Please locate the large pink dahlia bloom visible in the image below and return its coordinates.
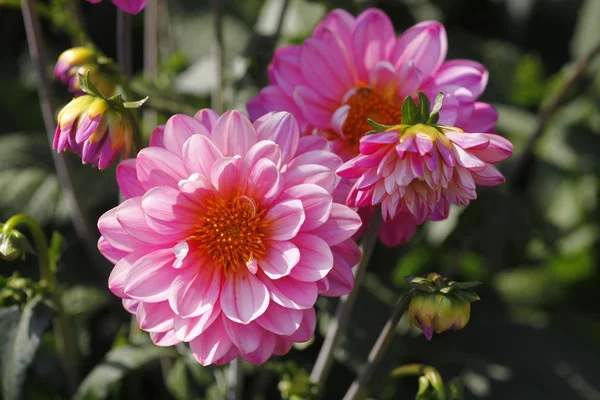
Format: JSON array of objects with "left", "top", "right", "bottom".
[
  {"left": 98, "top": 110, "right": 362, "bottom": 365},
  {"left": 337, "top": 122, "right": 513, "bottom": 224},
  {"left": 247, "top": 8, "right": 498, "bottom": 246}
]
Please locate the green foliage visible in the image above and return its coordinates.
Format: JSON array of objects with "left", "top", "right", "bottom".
[{"left": 0, "top": 297, "right": 54, "bottom": 400}]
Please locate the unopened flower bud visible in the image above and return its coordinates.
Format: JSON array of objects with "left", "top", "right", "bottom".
[
  {"left": 53, "top": 95, "right": 134, "bottom": 169},
  {"left": 405, "top": 273, "right": 479, "bottom": 340},
  {"left": 0, "top": 223, "right": 33, "bottom": 261},
  {"left": 54, "top": 47, "right": 117, "bottom": 97}
]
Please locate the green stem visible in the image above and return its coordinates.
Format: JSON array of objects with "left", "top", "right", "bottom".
[
  {"left": 2, "top": 214, "right": 80, "bottom": 393},
  {"left": 342, "top": 291, "right": 413, "bottom": 400}
]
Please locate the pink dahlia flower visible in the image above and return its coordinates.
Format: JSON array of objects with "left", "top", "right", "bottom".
[
  {"left": 247, "top": 8, "right": 498, "bottom": 246},
  {"left": 86, "top": 0, "right": 148, "bottom": 14},
  {"left": 98, "top": 110, "right": 362, "bottom": 365},
  {"left": 337, "top": 122, "right": 513, "bottom": 225}
]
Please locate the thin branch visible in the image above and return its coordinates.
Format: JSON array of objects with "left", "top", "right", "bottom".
[
  {"left": 228, "top": 358, "right": 243, "bottom": 400},
  {"left": 211, "top": 0, "right": 224, "bottom": 113},
  {"left": 117, "top": 10, "right": 133, "bottom": 78},
  {"left": 310, "top": 210, "right": 383, "bottom": 389},
  {"left": 274, "top": 0, "right": 291, "bottom": 39},
  {"left": 510, "top": 42, "right": 600, "bottom": 190},
  {"left": 342, "top": 292, "right": 413, "bottom": 400},
  {"left": 20, "top": 0, "right": 110, "bottom": 280},
  {"left": 143, "top": 0, "right": 159, "bottom": 130}
]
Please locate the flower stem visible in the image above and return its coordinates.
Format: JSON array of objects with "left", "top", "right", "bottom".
[
  {"left": 310, "top": 209, "right": 383, "bottom": 389},
  {"left": 211, "top": 0, "right": 225, "bottom": 113},
  {"left": 20, "top": 0, "right": 110, "bottom": 280},
  {"left": 2, "top": 214, "right": 80, "bottom": 393},
  {"left": 143, "top": 0, "right": 159, "bottom": 131},
  {"left": 117, "top": 10, "right": 133, "bottom": 78},
  {"left": 228, "top": 358, "right": 243, "bottom": 400},
  {"left": 342, "top": 291, "right": 413, "bottom": 400},
  {"left": 510, "top": 41, "right": 600, "bottom": 190}
]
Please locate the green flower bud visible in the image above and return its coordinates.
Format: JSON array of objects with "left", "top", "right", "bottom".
[
  {"left": 0, "top": 223, "right": 34, "bottom": 261},
  {"left": 405, "top": 273, "right": 479, "bottom": 340}
]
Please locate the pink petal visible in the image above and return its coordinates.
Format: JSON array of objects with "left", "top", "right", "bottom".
[
  {"left": 294, "top": 86, "right": 337, "bottom": 129},
  {"left": 169, "top": 263, "right": 222, "bottom": 318},
  {"left": 452, "top": 145, "right": 487, "bottom": 171},
  {"left": 472, "top": 164, "right": 506, "bottom": 186},
  {"left": 172, "top": 303, "right": 221, "bottom": 341},
  {"left": 150, "top": 330, "right": 182, "bottom": 347},
  {"left": 263, "top": 199, "right": 305, "bottom": 241},
  {"left": 286, "top": 164, "right": 338, "bottom": 193},
  {"left": 108, "top": 250, "right": 146, "bottom": 298},
  {"left": 136, "top": 147, "right": 188, "bottom": 191},
  {"left": 250, "top": 86, "right": 307, "bottom": 127},
  {"left": 287, "top": 308, "right": 316, "bottom": 342},
  {"left": 258, "top": 272, "right": 318, "bottom": 310},
  {"left": 189, "top": 318, "right": 233, "bottom": 366},
  {"left": 470, "top": 133, "right": 513, "bottom": 163},
  {"left": 141, "top": 186, "right": 198, "bottom": 235},
  {"left": 122, "top": 299, "right": 139, "bottom": 314},
  {"left": 98, "top": 208, "right": 146, "bottom": 253},
  {"left": 162, "top": 114, "right": 209, "bottom": 157},
  {"left": 111, "top": 0, "right": 148, "bottom": 14},
  {"left": 116, "top": 159, "right": 144, "bottom": 199},
  {"left": 313, "top": 9, "right": 355, "bottom": 49},
  {"left": 98, "top": 237, "right": 127, "bottom": 264},
  {"left": 240, "top": 331, "right": 276, "bottom": 364},
  {"left": 359, "top": 131, "right": 400, "bottom": 155},
  {"left": 283, "top": 184, "right": 332, "bottom": 231},
  {"left": 193, "top": 108, "right": 220, "bottom": 132},
  {"left": 331, "top": 105, "right": 350, "bottom": 135},
  {"left": 116, "top": 198, "right": 177, "bottom": 245},
  {"left": 148, "top": 125, "right": 165, "bottom": 148},
  {"left": 459, "top": 102, "right": 498, "bottom": 133},
  {"left": 268, "top": 46, "right": 305, "bottom": 96},
  {"left": 369, "top": 61, "right": 398, "bottom": 94},
  {"left": 246, "top": 159, "right": 284, "bottom": 208},
  {"left": 136, "top": 301, "right": 174, "bottom": 332},
  {"left": 212, "top": 110, "right": 257, "bottom": 157},
  {"left": 429, "top": 60, "right": 488, "bottom": 99},
  {"left": 260, "top": 240, "right": 300, "bottom": 279},
  {"left": 378, "top": 212, "right": 418, "bottom": 247},
  {"left": 124, "top": 248, "right": 178, "bottom": 302},
  {"left": 301, "top": 35, "right": 355, "bottom": 102},
  {"left": 210, "top": 156, "right": 246, "bottom": 200},
  {"left": 396, "top": 60, "right": 422, "bottom": 98},
  {"left": 310, "top": 203, "right": 362, "bottom": 246},
  {"left": 220, "top": 267, "right": 269, "bottom": 324},
  {"left": 182, "top": 134, "right": 223, "bottom": 178},
  {"left": 253, "top": 111, "right": 300, "bottom": 164},
  {"left": 222, "top": 319, "right": 263, "bottom": 354},
  {"left": 352, "top": 8, "right": 395, "bottom": 82},
  {"left": 244, "top": 140, "right": 282, "bottom": 170},
  {"left": 256, "top": 302, "right": 303, "bottom": 336},
  {"left": 321, "top": 239, "right": 360, "bottom": 296},
  {"left": 273, "top": 338, "right": 294, "bottom": 356},
  {"left": 444, "top": 130, "right": 490, "bottom": 150},
  {"left": 289, "top": 233, "right": 333, "bottom": 282},
  {"left": 390, "top": 20, "right": 447, "bottom": 78},
  {"left": 297, "top": 136, "right": 328, "bottom": 154}
]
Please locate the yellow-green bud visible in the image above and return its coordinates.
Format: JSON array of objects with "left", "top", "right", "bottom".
[{"left": 0, "top": 223, "right": 33, "bottom": 261}]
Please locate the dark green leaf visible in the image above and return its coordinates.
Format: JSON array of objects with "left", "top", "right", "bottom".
[
  {"left": 367, "top": 118, "right": 392, "bottom": 132},
  {"left": 74, "top": 341, "right": 177, "bottom": 400},
  {"left": 453, "top": 290, "right": 481, "bottom": 303},
  {"left": 1, "top": 297, "right": 54, "bottom": 400},
  {"left": 447, "top": 281, "right": 482, "bottom": 290},
  {"left": 417, "top": 92, "right": 432, "bottom": 123},
  {"left": 401, "top": 96, "right": 418, "bottom": 125}
]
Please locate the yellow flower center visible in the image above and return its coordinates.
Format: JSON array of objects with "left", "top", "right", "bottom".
[
  {"left": 342, "top": 86, "right": 401, "bottom": 151},
  {"left": 190, "top": 195, "right": 266, "bottom": 272}
]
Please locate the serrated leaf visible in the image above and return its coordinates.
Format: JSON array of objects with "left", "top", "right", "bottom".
[
  {"left": 1, "top": 297, "right": 54, "bottom": 400},
  {"left": 74, "top": 341, "right": 177, "bottom": 400},
  {"left": 401, "top": 95, "right": 419, "bottom": 125},
  {"left": 417, "top": 92, "right": 432, "bottom": 123}
]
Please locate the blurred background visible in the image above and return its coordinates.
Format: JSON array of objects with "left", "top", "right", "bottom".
[{"left": 1, "top": 0, "right": 600, "bottom": 399}]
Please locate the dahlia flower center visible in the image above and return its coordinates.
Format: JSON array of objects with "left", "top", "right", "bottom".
[
  {"left": 342, "top": 87, "right": 401, "bottom": 147},
  {"left": 192, "top": 195, "right": 266, "bottom": 272}
]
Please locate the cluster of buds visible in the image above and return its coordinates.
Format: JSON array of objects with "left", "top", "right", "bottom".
[
  {"left": 0, "top": 223, "right": 33, "bottom": 261},
  {"left": 53, "top": 72, "right": 146, "bottom": 169},
  {"left": 0, "top": 273, "right": 47, "bottom": 308},
  {"left": 406, "top": 273, "right": 480, "bottom": 340},
  {"left": 54, "top": 46, "right": 118, "bottom": 97}
]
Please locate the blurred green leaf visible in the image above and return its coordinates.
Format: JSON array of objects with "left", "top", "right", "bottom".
[
  {"left": 0, "top": 297, "right": 54, "bottom": 400},
  {"left": 510, "top": 53, "right": 545, "bottom": 107},
  {"left": 74, "top": 341, "right": 177, "bottom": 400},
  {"left": 570, "top": 0, "right": 600, "bottom": 59},
  {"left": 62, "top": 286, "right": 110, "bottom": 317}
]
